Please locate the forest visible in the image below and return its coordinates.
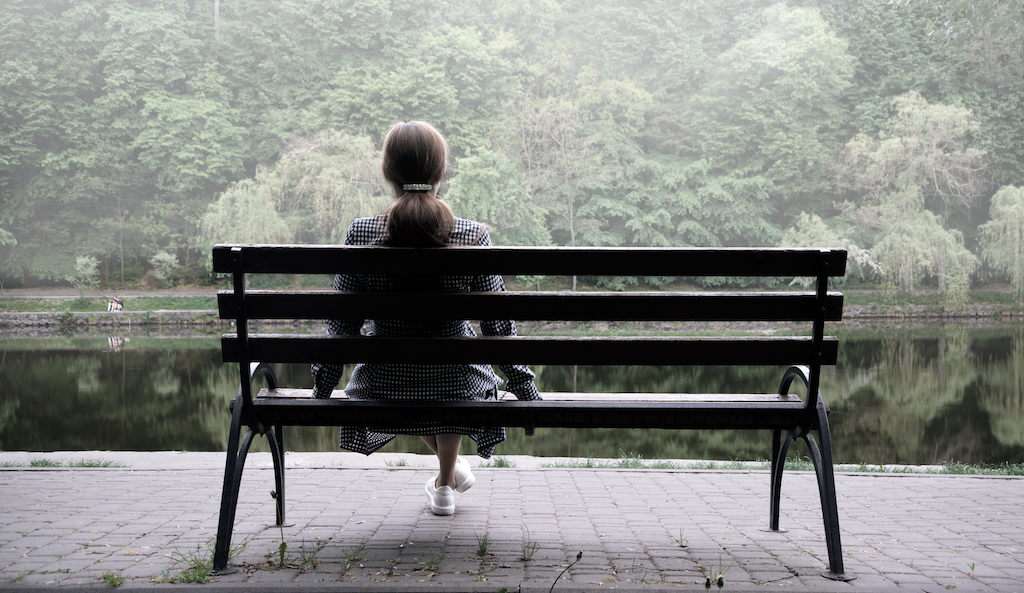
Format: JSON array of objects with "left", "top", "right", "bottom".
[{"left": 2, "top": 0, "right": 1023, "bottom": 302}]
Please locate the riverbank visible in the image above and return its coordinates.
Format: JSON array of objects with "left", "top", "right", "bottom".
[{"left": 1, "top": 304, "right": 1023, "bottom": 339}]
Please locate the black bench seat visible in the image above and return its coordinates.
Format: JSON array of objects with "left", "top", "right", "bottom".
[{"left": 210, "top": 244, "right": 853, "bottom": 581}]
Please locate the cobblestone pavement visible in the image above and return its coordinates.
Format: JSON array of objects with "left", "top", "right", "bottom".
[{"left": 0, "top": 453, "right": 1021, "bottom": 591}]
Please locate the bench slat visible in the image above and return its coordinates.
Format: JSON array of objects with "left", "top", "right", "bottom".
[
  {"left": 212, "top": 245, "right": 848, "bottom": 277},
  {"left": 218, "top": 290, "right": 845, "bottom": 322},
  {"left": 222, "top": 334, "right": 839, "bottom": 365},
  {"left": 239, "top": 397, "right": 811, "bottom": 430},
  {"left": 250, "top": 388, "right": 804, "bottom": 403}
]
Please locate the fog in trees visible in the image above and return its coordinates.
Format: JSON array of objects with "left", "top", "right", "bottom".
[{"left": 2, "top": 0, "right": 1023, "bottom": 302}]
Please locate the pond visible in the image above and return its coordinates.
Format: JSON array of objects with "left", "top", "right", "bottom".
[{"left": 1, "top": 324, "right": 1022, "bottom": 465}]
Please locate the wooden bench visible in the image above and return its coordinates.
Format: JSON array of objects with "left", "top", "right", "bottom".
[{"left": 210, "top": 244, "right": 852, "bottom": 580}]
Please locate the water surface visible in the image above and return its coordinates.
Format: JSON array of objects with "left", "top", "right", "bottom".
[{"left": 1, "top": 325, "right": 1021, "bottom": 465}]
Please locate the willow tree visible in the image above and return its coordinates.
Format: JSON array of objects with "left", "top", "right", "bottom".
[
  {"left": 270, "top": 130, "right": 388, "bottom": 244},
  {"left": 979, "top": 185, "right": 1024, "bottom": 301},
  {"left": 778, "top": 212, "right": 880, "bottom": 287},
  {"left": 201, "top": 167, "right": 292, "bottom": 247},
  {"left": 837, "top": 91, "right": 987, "bottom": 304},
  {"left": 201, "top": 129, "right": 388, "bottom": 251}
]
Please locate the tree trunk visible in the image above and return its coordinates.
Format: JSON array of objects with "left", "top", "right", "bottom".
[
  {"left": 938, "top": 252, "right": 946, "bottom": 292},
  {"left": 117, "top": 190, "right": 125, "bottom": 285}
]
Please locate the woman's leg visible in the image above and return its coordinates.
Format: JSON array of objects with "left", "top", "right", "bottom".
[
  {"left": 434, "top": 434, "right": 462, "bottom": 488},
  {"left": 420, "top": 435, "right": 438, "bottom": 455}
]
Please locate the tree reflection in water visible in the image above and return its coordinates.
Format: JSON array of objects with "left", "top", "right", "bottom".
[{"left": 1, "top": 326, "right": 1022, "bottom": 465}]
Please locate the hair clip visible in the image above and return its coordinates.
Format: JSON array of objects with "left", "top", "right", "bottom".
[{"left": 403, "top": 183, "right": 432, "bottom": 192}]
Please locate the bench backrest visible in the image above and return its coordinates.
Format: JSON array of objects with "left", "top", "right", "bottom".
[{"left": 213, "top": 245, "right": 846, "bottom": 415}]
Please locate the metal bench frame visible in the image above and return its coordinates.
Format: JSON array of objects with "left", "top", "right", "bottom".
[{"left": 210, "top": 244, "right": 853, "bottom": 580}]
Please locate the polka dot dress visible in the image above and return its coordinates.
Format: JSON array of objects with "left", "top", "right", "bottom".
[{"left": 311, "top": 215, "right": 541, "bottom": 458}]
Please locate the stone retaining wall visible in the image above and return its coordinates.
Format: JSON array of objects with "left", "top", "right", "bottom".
[
  {"left": 0, "top": 310, "right": 228, "bottom": 329},
  {"left": 843, "top": 304, "right": 1023, "bottom": 319},
  {"left": 1, "top": 304, "right": 1021, "bottom": 330}
]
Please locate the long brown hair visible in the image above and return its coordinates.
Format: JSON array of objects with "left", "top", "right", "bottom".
[{"left": 380, "top": 121, "right": 456, "bottom": 247}]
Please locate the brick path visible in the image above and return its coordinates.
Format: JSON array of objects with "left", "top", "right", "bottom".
[{"left": 0, "top": 454, "right": 1021, "bottom": 591}]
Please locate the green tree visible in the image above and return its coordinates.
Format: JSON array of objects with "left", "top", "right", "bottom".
[
  {"left": 979, "top": 185, "right": 1024, "bottom": 300},
  {"left": 149, "top": 251, "right": 179, "bottom": 289},
  {"left": 65, "top": 255, "right": 100, "bottom": 294},
  {"left": 778, "top": 212, "right": 880, "bottom": 285},
  {"left": 444, "top": 151, "right": 551, "bottom": 246},
  {"left": 497, "top": 92, "right": 604, "bottom": 247},
  {"left": 202, "top": 167, "right": 293, "bottom": 248},
  {"left": 837, "top": 91, "right": 987, "bottom": 302},
  {"left": 202, "top": 129, "right": 388, "bottom": 249},
  {"left": 270, "top": 130, "right": 388, "bottom": 244},
  {"left": 687, "top": 4, "right": 855, "bottom": 212},
  {"left": 893, "top": 0, "right": 1024, "bottom": 83},
  {"left": 870, "top": 210, "right": 978, "bottom": 306}
]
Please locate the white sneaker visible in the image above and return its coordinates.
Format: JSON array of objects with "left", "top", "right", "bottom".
[
  {"left": 425, "top": 478, "right": 454, "bottom": 515},
  {"left": 454, "top": 456, "right": 476, "bottom": 493}
]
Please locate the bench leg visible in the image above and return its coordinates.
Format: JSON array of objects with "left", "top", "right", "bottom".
[
  {"left": 266, "top": 424, "right": 293, "bottom": 527},
  {"left": 803, "top": 400, "right": 854, "bottom": 581},
  {"left": 767, "top": 429, "right": 794, "bottom": 532},
  {"left": 214, "top": 397, "right": 257, "bottom": 573}
]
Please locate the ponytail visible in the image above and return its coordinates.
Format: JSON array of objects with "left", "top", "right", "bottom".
[
  {"left": 383, "top": 192, "right": 455, "bottom": 247},
  {"left": 380, "top": 121, "right": 455, "bottom": 247}
]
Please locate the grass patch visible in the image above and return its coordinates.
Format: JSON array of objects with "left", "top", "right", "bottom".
[
  {"left": 539, "top": 453, "right": 1024, "bottom": 475},
  {"left": 161, "top": 537, "right": 247, "bottom": 583},
  {"left": 475, "top": 532, "right": 490, "bottom": 556},
  {"left": 482, "top": 456, "right": 516, "bottom": 468},
  {"left": 842, "top": 289, "right": 1022, "bottom": 308},
  {"left": 341, "top": 544, "right": 367, "bottom": 573},
  {"left": 167, "top": 545, "right": 214, "bottom": 583},
  {"left": 297, "top": 540, "right": 325, "bottom": 569},
  {"left": 422, "top": 547, "right": 445, "bottom": 571},
  {"left": 3, "top": 458, "right": 129, "bottom": 468},
  {"left": 0, "top": 295, "right": 217, "bottom": 313},
  {"left": 101, "top": 570, "right": 125, "bottom": 588},
  {"left": 126, "top": 296, "right": 216, "bottom": 310},
  {"left": 2, "top": 288, "right": 1018, "bottom": 315},
  {"left": 519, "top": 526, "right": 540, "bottom": 561},
  {"left": 940, "top": 461, "right": 1024, "bottom": 475}
]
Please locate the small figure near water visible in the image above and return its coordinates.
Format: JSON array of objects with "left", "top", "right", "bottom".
[{"left": 107, "top": 296, "right": 123, "bottom": 312}]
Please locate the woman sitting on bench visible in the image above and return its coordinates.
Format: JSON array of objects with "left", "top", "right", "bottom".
[{"left": 311, "top": 121, "right": 541, "bottom": 516}]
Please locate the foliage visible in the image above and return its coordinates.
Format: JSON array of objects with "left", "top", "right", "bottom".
[
  {"left": 778, "top": 212, "right": 881, "bottom": 285},
  {"left": 870, "top": 210, "right": 978, "bottom": 306},
  {"left": 64, "top": 256, "right": 100, "bottom": 293},
  {"left": 837, "top": 91, "right": 988, "bottom": 217},
  {"left": 149, "top": 251, "right": 178, "bottom": 289},
  {"left": 271, "top": 130, "right": 388, "bottom": 244},
  {"left": 688, "top": 4, "right": 856, "bottom": 203},
  {"left": 837, "top": 91, "right": 986, "bottom": 301},
  {"left": 201, "top": 166, "right": 293, "bottom": 248},
  {"left": 202, "top": 130, "right": 389, "bottom": 249},
  {"left": 979, "top": 185, "right": 1024, "bottom": 300},
  {"left": 0, "top": 0, "right": 1022, "bottom": 290},
  {"left": 101, "top": 570, "right": 124, "bottom": 588},
  {"left": 892, "top": 0, "right": 1024, "bottom": 83},
  {"left": 445, "top": 150, "right": 551, "bottom": 246},
  {"left": 341, "top": 544, "right": 367, "bottom": 573}
]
